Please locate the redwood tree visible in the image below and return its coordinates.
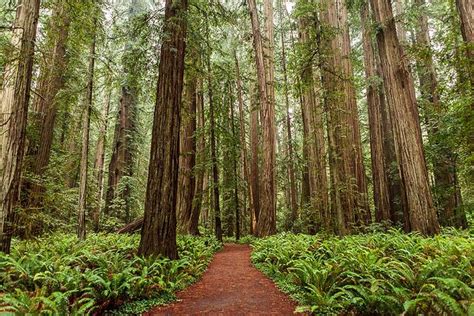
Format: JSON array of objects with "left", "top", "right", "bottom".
[
  {"left": 0, "top": 0, "right": 41, "bottom": 253},
  {"left": 138, "top": 0, "right": 188, "bottom": 258},
  {"left": 370, "top": 0, "right": 440, "bottom": 235},
  {"left": 177, "top": 66, "right": 198, "bottom": 235},
  {"left": 25, "top": 0, "right": 71, "bottom": 208},
  {"left": 247, "top": 0, "right": 277, "bottom": 237}
]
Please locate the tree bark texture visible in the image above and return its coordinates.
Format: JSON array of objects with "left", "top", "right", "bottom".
[
  {"left": 138, "top": 0, "right": 188, "bottom": 258},
  {"left": 0, "top": 0, "right": 41, "bottom": 253},
  {"left": 361, "top": 2, "right": 392, "bottom": 223},
  {"left": 370, "top": 0, "right": 440, "bottom": 235},
  {"left": 298, "top": 15, "right": 329, "bottom": 232},
  {"left": 247, "top": 0, "right": 277, "bottom": 237},
  {"left": 177, "top": 72, "right": 197, "bottom": 234},
  {"left": 28, "top": 1, "right": 70, "bottom": 178}
]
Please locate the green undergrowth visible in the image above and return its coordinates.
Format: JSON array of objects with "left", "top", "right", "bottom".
[
  {"left": 251, "top": 229, "right": 473, "bottom": 315},
  {"left": 222, "top": 235, "right": 257, "bottom": 244},
  {"left": 0, "top": 233, "right": 221, "bottom": 315}
]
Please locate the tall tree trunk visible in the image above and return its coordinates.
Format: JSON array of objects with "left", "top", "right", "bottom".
[
  {"left": 298, "top": 14, "right": 329, "bottom": 232},
  {"left": 230, "top": 90, "right": 241, "bottom": 240},
  {"left": 189, "top": 77, "right": 205, "bottom": 236},
  {"left": 104, "top": 2, "right": 141, "bottom": 222},
  {"left": 77, "top": 19, "right": 97, "bottom": 240},
  {"left": 208, "top": 59, "right": 222, "bottom": 242},
  {"left": 320, "top": 0, "right": 357, "bottom": 234},
  {"left": 340, "top": 0, "right": 370, "bottom": 224},
  {"left": 249, "top": 83, "right": 260, "bottom": 235},
  {"left": 177, "top": 69, "right": 197, "bottom": 234},
  {"left": 247, "top": 0, "right": 277, "bottom": 237},
  {"left": 104, "top": 86, "right": 136, "bottom": 222},
  {"left": 370, "top": 0, "right": 440, "bottom": 235},
  {"left": 92, "top": 84, "right": 112, "bottom": 232},
  {"left": 361, "top": 1, "right": 391, "bottom": 222},
  {"left": 235, "top": 52, "right": 253, "bottom": 236},
  {"left": 26, "top": 1, "right": 70, "bottom": 200},
  {"left": 280, "top": 0, "right": 298, "bottom": 226},
  {"left": 138, "top": 0, "right": 188, "bottom": 258},
  {"left": 414, "top": 0, "right": 466, "bottom": 228},
  {"left": 0, "top": 0, "right": 41, "bottom": 253}
]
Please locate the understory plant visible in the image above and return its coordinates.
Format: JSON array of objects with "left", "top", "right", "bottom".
[
  {"left": 251, "top": 229, "right": 473, "bottom": 315},
  {"left": 0, "top": 233, "right": 221, "bottom": 314}
]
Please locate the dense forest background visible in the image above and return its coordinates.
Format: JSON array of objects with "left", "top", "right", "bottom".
[
  {"left": 0, "top": 0, "right": 473, "bottom": 314},
  {"left": 1, "top": 0, "right": 472, "bottom": 246}
]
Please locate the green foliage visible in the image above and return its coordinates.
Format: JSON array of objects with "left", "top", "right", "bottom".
[
  {"left": 251, "top": 230, "right": 473, "bottom": 315},
  {"left": 0, "top": 233, "right": 221, "bottom": 314}
]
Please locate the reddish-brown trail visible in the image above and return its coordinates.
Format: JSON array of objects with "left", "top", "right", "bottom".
[{"left": 146, "top": 244, "right": 304, "bottom": 315}]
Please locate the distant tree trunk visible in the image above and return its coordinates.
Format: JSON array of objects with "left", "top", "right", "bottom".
[
  {"left": 414, "top": 0, "right": 466, "bottom": 228},
  {"left": 0, "top": 0, "right": 41, "bottom": 253},
  {"left": 235, "top": 52, "right": 253, "bottom": 236},
  {"left": 177, "top": 70, "right": 197, "bottom": 234},
  {"left": 230, "top": 89, "right": 241, "bottom": 240},
  {"left": 370, "top": 0, "right": 440, "bottom": 235},
  {"left": 189, "top": 78, "right": 205, "bottom": 236},
  {"left": 298, "top": 14, "right": 329, "bottom": 232},
  {"left": 208, "top": 58, "right": 222, "bottom": 242},
  {"left": 247, "top": 0, "right": 277, "bottom": 237},
  {"left": 25, "top": 1, "right": 70, "bottom": 207},
  {"left": 249, "top": 84, "right": 260, "bottom": 235},
  {"left": 138, "top": 0, "right": 188, "bottom": 258},
  {"left": 105, "top": 1, "right": 142, "bottom": 222},
  {"left": 104, "top": 86, "right": 136, "bottom": 222},
  {"left": 361, "top": 2, "right": 391, "bottom": 222},
  {"left": 92, "top": 84, "right": 112, "bottom": 232},
  {"left": 78, "top": 20, "right": 97, "bottom": 240},
  {"left": 280, "top": 2, "right": 298, "bottom": 226}
]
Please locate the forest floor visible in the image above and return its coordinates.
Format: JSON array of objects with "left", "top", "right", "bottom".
[{"left": 146, "top": 243, "right": 301, "bottom": 315}]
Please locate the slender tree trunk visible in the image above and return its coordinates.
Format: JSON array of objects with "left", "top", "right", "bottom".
[
  {"left": 235, "top": 52, "right": 252, "bottom": 237},
  {"left": 280, "top": 1, "right": 298, "bottom": 226},
  {"left": 229, "top": 91, "right": 241, "bottom": 240},
  {"left": 370, "top": 0, "right": 440, "bottom": 235},
  {"left": 189, "top": 77, "right": 205, "bottom": 236},
  {"left": 208, "top": 60, "right": 222, "bottom": 242},
  {"left": 77, "top": 20, "right": 97, "bottom": 240},
  {"left": 92, "top": 84, "right": 112, "bottom": 232},
  {"left": 0, "top": 0, "right": 41, "bottom": 253},
  {"left": 138, "top": 0, "right": 188, "bottom": 258},
  {"left": 249, "top": 83, "right": 260, "bottom": 234},
  {"left": 177, "top": 71, "right": 197, "bottom": 234},
  {"left": 247, "top": 0, "right": 277, "bottom": 237}
]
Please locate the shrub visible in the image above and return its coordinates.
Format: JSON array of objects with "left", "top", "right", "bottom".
[
  {"left": 0, "top": 233, "right": 221, "bottom": 314},
  {"left": 251, "top": 229, "right": 473, "bottom": 315}
]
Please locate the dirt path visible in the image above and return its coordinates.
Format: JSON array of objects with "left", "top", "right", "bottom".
[{"left": 146, "top": 243, "right": 300, "bottom": 315}]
